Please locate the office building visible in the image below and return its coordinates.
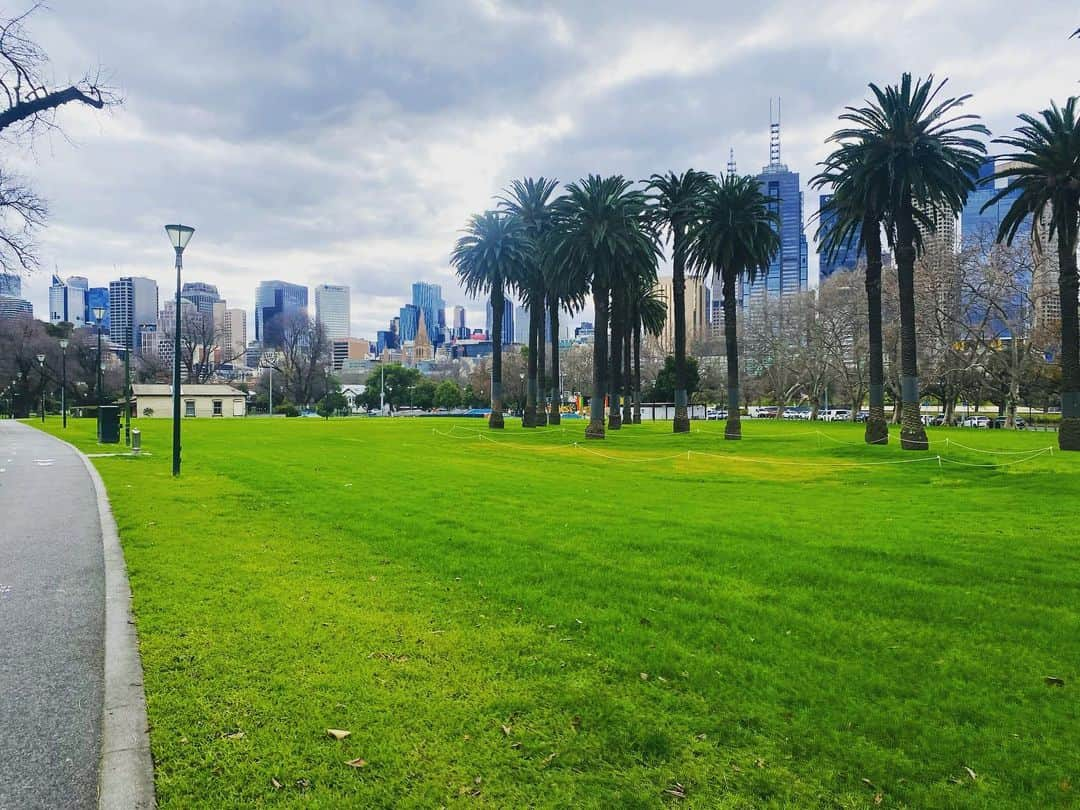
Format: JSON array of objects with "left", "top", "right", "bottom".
[
  {"left": 224, "top": 308, "right": 247, "bottom": 365},
  {"left": 657, "top": 276, "right": 711, "bottom": 353},
  {"left": 255, "top": 280, "right": 307, "bottom": 347},
  {"left": 49, "top": 274, "right": 88, "bottom": 329},
  {"left": 180, "top": 281, "right": 222, "bottom": 316},
  {"left": 399, "top": 303, "right": 420, "bottom": 342},
  {"left": 315, "top": 284, "right": 350, "bottom": 340},
  {"left": 817, "top": 194, "right": 862, "bottom": 279},
  {"left": 87, "top": 287, "right": 110, "bottom": 332},
  {"left": 412, "top": 282, "right": 445, "bottom": 346},
  {"left": 376, "top": 329, "right": 397, "bottom": 355},
  {"left": 744, "top": 104, "right": 808, "bottom": 308},
  {"left": 961, "top": 158, "right": 1029, "bottom": 247},
  {"left": 485, "top": 298, "right": 514, "bottom": 345},
  {"left": 0, "top": 295, "right": 32, "bottom": 320},
  {"left": 332, "top": 337, "right": 372, "bottom": 370},
  {"left": 452, "top": 305, "right": 467, "bottom": 339},
  {"left": 109, "top": 276, "right": 158, "bottom": 350},
  {"left": 0, "top": 273, "right": 20, "bottom": 297},
  {"left": 513, "top": 304, "right": 529, "bottom": 344}
]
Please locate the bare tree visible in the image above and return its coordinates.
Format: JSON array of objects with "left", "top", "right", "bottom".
[
  {"left": 0, "top": 4, "right": 120, "bottom": 273},
  {"left": 817, "top": 270, "right": 869, "bottom": 417},
  {"left": 268, "top": 311, "right": 332, "bottom": 407}
]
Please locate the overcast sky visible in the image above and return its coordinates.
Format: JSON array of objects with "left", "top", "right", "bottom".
[{"left": 11, "top": 1, "right": 1079, "bottom": 338}]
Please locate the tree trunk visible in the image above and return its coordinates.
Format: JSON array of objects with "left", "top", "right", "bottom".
[
  {"left": 863, "top": 216, "right": 889, "bottom": 445},
  {"left": 896, "top": 197, "right": 928, "bottom": 450},
  {"left": 633, "top": 314, "right": 642, "bottom": 424},
  {"left": 672, "top": 224, "right": 690, "bottom": 432},
  {"left": 549, "top": 298, "right": 561, "bottom": 425},
  {"left": 722, "top": 276, "right": 741, "bottom": 440},
  {"left": 586, "top": 285, "right": 608, "bottom": 439},
  {"left": 622, "top": 304, "right": 633, "bottom": 425},
  {"left": 489, "top": 288, "right": 505, "bottom": 428},
  {"left": 608, "top": 285, "right": 623, "bottom": 430},
  {"left": 1058, "top": 222, "right": 1080, "bottom": 449},
  {"left": 536, "top": 305, "right": 548, "bottom": 426},
  {"left": 524, "top": 300, "right": 540, "bottom": 427}
]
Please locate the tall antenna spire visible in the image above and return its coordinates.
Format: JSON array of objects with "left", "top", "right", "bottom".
[
  {"left": 727, "top": 147, "right": 737, "bottom": 178},
  {"left": 769, "top": 96, "right": 782, "bottom": 168}
]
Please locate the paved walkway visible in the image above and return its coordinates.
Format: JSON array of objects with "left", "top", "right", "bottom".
[{"left": 0, "top": 421, "right": 104, "bottom": 810}]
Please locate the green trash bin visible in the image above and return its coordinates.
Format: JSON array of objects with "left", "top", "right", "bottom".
[{"left": 99, "top": 405, "right": 121, "bottom": 443}]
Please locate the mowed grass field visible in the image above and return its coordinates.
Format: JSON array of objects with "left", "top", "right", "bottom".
[{"left": 41, "top": 416, "right": 1079, "bottom": 808}]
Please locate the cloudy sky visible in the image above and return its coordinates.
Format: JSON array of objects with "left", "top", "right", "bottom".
[{"left": 11, "top": 0, "right": 1079, "bottom": 337}]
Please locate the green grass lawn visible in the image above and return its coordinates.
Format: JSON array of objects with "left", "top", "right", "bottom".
[{"left": 39, "top": 416, "right": 1079, "bottom": 808}]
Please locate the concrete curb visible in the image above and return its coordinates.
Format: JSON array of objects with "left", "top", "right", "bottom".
[{"left": 67, "top": 442, "right": 157, "bottom": 809}]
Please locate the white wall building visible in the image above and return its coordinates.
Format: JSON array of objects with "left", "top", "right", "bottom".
[{"left": 315, "top": 283, "right": 350, "bottom": 339}]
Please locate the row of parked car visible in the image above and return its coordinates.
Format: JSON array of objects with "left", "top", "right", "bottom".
[{"left": 703, "top": 407, "right": 1026, "bottom": 429}]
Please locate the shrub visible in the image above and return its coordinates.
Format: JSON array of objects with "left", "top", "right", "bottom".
[{"left": 275, "top": 404, "right": 300, "bottom": 418}]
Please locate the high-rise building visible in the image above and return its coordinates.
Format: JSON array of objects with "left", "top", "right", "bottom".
[
  {"left": 87, "top": 287, "right": 110, "bottom": 332},
  {"left": 0, "top": 295, "right": 32, "bottom": 320},
  {"left": 398, "top": 303, "right": 420, "bottom": 342},
  {"left": 224, "top": 308, "right": 247, "bottom": 365},
  {"left": 744, "top": 103, "right": 808, "bottom": 308},
  {"left": 332, "top": 338, "right": 372, "bottom": 370},
  {"left": 486, "top": 299, "right": 514, "bottom": 345},
  {"left": 315, "top": 284, "right": 350, "bottom": 339},
  {"left": 376, "top": 329, "right": 397, "bottom": 355},
  {"left": 180, "top": 281, "right": 222, "bottom": 316},
  {"left": 0, "top": 273, "right": 21, "bottom": 297},
  {"left": 255, "top": 280, "right": 307, "bottom": 346},
  {"left": 817, "top": 194, "right": 862, "bottom": 279},
  {"left": 513, "top": 304, "right": 529, "bottom": 344},
  {"left": 49, "top": 274, "right": 88, "bottom": 329},
  {"left": 961, "top": 158, "right": 1029, "bottom": 248},
  {"left": 412, "top": 282, "right": 445, "bottom": 346},
  {"left": 452, "top": 305, "right": 467, "bottom": 339},
  {"left": 109, "top": 277, "right": 158, "bottom": 350},
  {"left": 657, "top": 276, "right": 711, "bottom": 353}
]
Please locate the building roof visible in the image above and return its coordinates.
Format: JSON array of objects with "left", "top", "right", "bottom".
[{"left": 132, "top": 384, "right": 246, "bottom": 396}]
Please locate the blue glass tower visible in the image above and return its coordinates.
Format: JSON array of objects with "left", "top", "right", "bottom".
[
  {"left": 744, "top": 106, "right": 808, "bottom": 307},
  {"left": 86, "top": 287, "right": 110, "bottom": 332},
  {"left": 961, "top": 157, "right": 1028, "bottom": 246},
  {"left": 411, "top": 282, "right": 445, "bottom": 346},
  {"left": 398, "top": 304, "right": 419, "bottom": 342},
  {"left": 817, "top": 193, "right": 861, "bottom": 279}
]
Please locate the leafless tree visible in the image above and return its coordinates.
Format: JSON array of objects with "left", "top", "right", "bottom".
[{"left": 267, "top": 311, "right": 332, "bottom": 406}]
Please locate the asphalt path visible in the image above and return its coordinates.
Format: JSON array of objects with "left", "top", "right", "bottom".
[{"left": 0, "top": 421, "right": 104, "bottom": 810}]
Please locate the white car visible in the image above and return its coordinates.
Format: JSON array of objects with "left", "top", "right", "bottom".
[
  {"left": 705, "top": 408, "right": 727, "bottom": 420},
  {"left": 822, "top": 409, "right": 850, "bottom": 422},
  {"left": 961, "top": 415, "right": 990, "bottom": 428}
]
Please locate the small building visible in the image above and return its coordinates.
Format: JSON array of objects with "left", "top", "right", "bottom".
[{"left": 132, "top": 384, "right": 247, "bottom": 419}]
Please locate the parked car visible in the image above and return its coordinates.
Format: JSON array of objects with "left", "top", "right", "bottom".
[
  {"left": 822, "top": 409, "right": 851, "bottom": 422},
  {"left": 753, "top": 406, "right": 779, "bottom": 419},
  {"left": 705, "top": 408, "right": 727, "bottom": 420},
  {"left": 929, "top": 415, "right": 947, "bottom": 426},
  {"left": 961, "top": 415, "right": 991, "bottom": 428},
  {"left": 993, "top": 416, "right": 1026, "bottom": 429},
  {"left": 783, "top": 407, "right": 810, "bottom": 420},
  {"left": 855, "top": 410, "right": 869, "bottom": 422}
]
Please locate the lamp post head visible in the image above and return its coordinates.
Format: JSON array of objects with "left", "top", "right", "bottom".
[
  {"left": 59, "top": 338, "right": 69, "bottom": 350},
  {"left": 92, "top": 306, "right": 105, "bottom": 323},
  {"left": 165, "top": 224, "right": 195, "bottom": 253},
  {"left": 36, "top": 353, "right": 45, "bottom": 365}
]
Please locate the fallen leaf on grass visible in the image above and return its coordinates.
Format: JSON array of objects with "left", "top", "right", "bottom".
[
  {"left": 510, "top": 742, "right": 522, "bottom": 749},
  {"left": 755, "top": 759, "right": 766, "bottom": 769},
  {"left": 640, "top": 672, "right": 649, "bottom": 681},
  {"left": 1045, "top": 676, "right": 1066, "bottom": 687},
  {"left": 271, "top": 778, "right": 282, "bottom": 790},
  {"left": 695, "top": 733, "right": 707, "bottom": 741},
  {"left": 861, "top": 778, "right": 875, "bottom": 789},
  {"left": 225, "top": 731, "right": 245, "bottom": 740},
  {"left": 873, "top": 793, "right": 883, "bottom": 805},
  {"left": 345, "top": 758, "right": 368, "bottom": 768},
  {"left": 664, "top": 782, "right": 687, "bottom": 798},
  {"left": 327, "top": 729, "right": 350, "bottom": 741},
  {"left": 501, "top": 724, "right": 512, "bottom": 737},
  {"left": 964, "top": 766, "right": 977, "bottom": 781},
  {"left": 541, "top": 752, "right": 558, "bottom": 767}
]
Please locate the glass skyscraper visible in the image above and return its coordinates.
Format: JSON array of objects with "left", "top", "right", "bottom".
[
  {"left": 485, "top": 299, "right": 514, "bottom": 345},
  {"left": 255, "top": 280, "right": 308, "bottom": 347},
  {"left": 961, "top": 158, "right": 1028, "bottom": 246},
  {"left": 398, "top": 304, "right": 420, "bottom": 342},
  {"left": 411, "top": 282, "right": 445, "bottom": 345},
  {"left": 817, "top": 193, "right": 861, "bottom": 279}
]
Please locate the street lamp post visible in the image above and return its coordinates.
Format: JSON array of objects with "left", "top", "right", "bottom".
[
  {"left": 92, "top": 306, "right": 105, "bottom": 440},
  {"left": 36, "top": 353, "right": 46, "bottom": 423},
  {"left": 124, "top": 345, "right": 131, "bottom": 445},
  {"left": 59, "top": 338, "right": 69, "bottom": 428},
  {"left": 165, "top": 224, "right": 195, "bottom": 477}
]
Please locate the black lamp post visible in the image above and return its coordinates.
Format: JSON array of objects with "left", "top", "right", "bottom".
[
  {"left": 59, "top": 338, "right": 69, "bottom": 428},
  {"left": 165, "top": 223, "right": 195, "bottom": 477},
  {"left": 36, "top": 353, "right": 45, "bottom": 423},
  {"left": 93, "top": 306, "right": 106, "bottom": 440}
]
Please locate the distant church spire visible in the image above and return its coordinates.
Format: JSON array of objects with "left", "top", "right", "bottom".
[{"left": 727, "top": 147, "right": 737, "bottom": 178}]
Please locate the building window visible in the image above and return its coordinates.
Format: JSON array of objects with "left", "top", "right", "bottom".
[
  {"left": 213, "top": 399, "right": 223, "bottom": 417},
  {"left": 185, "top": 400, "right": 195, "bottom": 417}
]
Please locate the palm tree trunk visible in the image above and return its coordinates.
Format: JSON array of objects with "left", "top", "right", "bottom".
[
  {"left": 896, "top": 197, "right": 928, "bottom": 450},
  {"left": 672, "top": 225, "right": 690, "bottom": 432},
  {"left": 489, "top": 288, "right": 505, "bottom": 428},
  {"left": 548, "top": 298, "right": 561, "bottom": 425},
  {"left": 863, "top": 216, "right": 889, "bottom": 445},
  {"left": 586, "top": 284, "right": 608, "bottom": 439},
  {"left": 722, "top": 276, "right": 741, "bottom": 440},
  {"left": 622, "top": 303, "right": 633, "bottom": 425},
  {"left": 524, "top": 301, "right": 540, "bottom": 427},
  {"left": 633, "top": 311, "right": 642, "bottom": 424},
  {"left": 1058, "top": 223, "right": 1080, "bottom": 450},
  {"left": 536, "top": 306, "right": 548, "bottom": 426},
  {"left": 608, "top": 285, "right": 623, "bottom": 430}
]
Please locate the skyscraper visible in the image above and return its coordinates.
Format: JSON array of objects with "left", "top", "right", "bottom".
[
  {"left": 398, "top": 304, "right": 420, "bottom": 342},
  {"left": 224, "top": 308, "right": 247, "bottom": 364},
  {"left": 513, "top": 303, "right": 529, "bottom": 344},
  {"left": 412, "top": 282, "right": 445, "bottom": 346},
  {"left": 0, "top": 295, "right": 32, "bottom": 320},
  {"left": 110, "top": 277, "right": 158, "bottom": 350},
  {"left": 744, "top": 102, "right": 808, "bottom": 308},
  {"left": 255, "top": 280, "right": 308, "bottom": 346},
  {"left": 87, "top": 287, "right": 110, "bottom": 332},
  {"left": 657, "top": 276, "right": 710, "bottom": 353},
  {"left": 315, "top": 284, "right": 350, "bottom": 339},
  {"left": 961, "top": 157, "right": 1028, "bottom": 247},
  {"left": 49, "top": 274, "right": 87, "bottom": 328},
  {"left": 0, "top": 273, "right": 20, "bottom": 297},
  {"left": 180, "top": 281, "right": 222, "bottom": 315},
  {"left": 452, "top": 305, "right": 467, "bottom": 339},
  {"left": 817, "top": 194, "right": 861, "bottom": 279},
  {"left": 486, "top": 299, "right": 514, "bottom": 345}
]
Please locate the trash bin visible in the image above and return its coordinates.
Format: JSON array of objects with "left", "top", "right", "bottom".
[
  {"left": 99, "top": 405, "right": 121, "bottom": 443},
  {"left": 131, "top": 428, "right": 141, "bottom": 454}
]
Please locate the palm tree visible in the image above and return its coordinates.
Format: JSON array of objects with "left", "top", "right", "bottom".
[
  {"left": 811, "top": 147, "right": 891, "bottom": 444},
  {"left": 548, "top": 175, "right": 658, "bottom": 439},
  {"left": 835, "top": 73, "right": 987, "bottom": 449},
  {"left": 987, "top": 98, "right": 1080, "bottom": 450},
  {"left": 646, "top": 170, "right": 714, "bottom": 432},
  {"left": 633, "top": 282, "right": 666, "bottom": 422},
  {"left": 451, "top": 211, "right": 530, "bottom": 429},
  {"left": 500, "top": 177, "right": 559, "bottom": 428},
  {"left": 544, "top": 266, "right": 587, "bottom": 426},
  {"left": 687, "top": 174, "right": 780, "bottom": 440}
]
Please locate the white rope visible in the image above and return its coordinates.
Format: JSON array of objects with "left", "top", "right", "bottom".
[
  {"left": 936, "top": 448, "right": 1052, "bottom": 467},
  {"left": 942, "top": 436, "right": 1055, "bottom": 455}
]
